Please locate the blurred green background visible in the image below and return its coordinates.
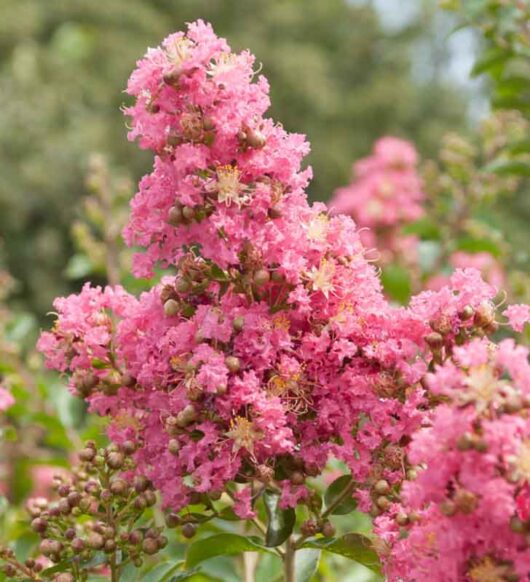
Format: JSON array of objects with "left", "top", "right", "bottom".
[{"left": 0, "top": 0, "right": 480, "bottom": 316}]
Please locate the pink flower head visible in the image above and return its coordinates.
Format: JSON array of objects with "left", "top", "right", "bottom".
[
  {"left": 0, "top": 387, "right": 14, "bottom": 411},
  {"left": 505, "top": 303, "right": 530, "bottom": 333}
]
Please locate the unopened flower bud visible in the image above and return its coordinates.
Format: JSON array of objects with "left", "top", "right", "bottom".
[
  {"left": 168, "top": 205, "right": 183, "bottom": 226},
  {"left": 300, "top": 520, "right": 318, "bottom": 536},
  {"left": 454, "top": 489, "right": 477, "bottom": 514},
  {"left": 165, "top": 513, "right": 181, "bottom": 528},
  {"left": 321, "top": 521, "right": 335, "bottom": 538},
  {"left": 425, "top": 332, "right": 444, "bottom": 351},
  {"left": 245, "top": 127, "right": 266, "bottom": 148},
  {"left": 110, "top": 479, "right": 128, "bottom": 496},
  {"left": 376, "top": 496, "right": 391, "bottom": 510},
  {"left": 232, "top": 316, "right": 245, "bottom": 332},
  {"left": 253, "top": 269, "right": 270, "bottom": 287},
  {"left": 225, "top": 356, "right": 241, "bottom": 373},
  {"left": 107, "top": 452, "right": 125, "bottom": 470},
  {"left": 182, "top": 523, "right": 197, "bottom": 539},
  {"left": 289, "top": 471, "right": 305, "bottom": 486},
  {"left": 133, "top": 475, "right": 151, "bottom": 493},
  {"left": 164, "top": 299, "right": 180, "bottom": 317},
  {"left": 374, "top": 479, "right": 390, "bottom": 495},
  {"left": 168, "top": 439, "right": 180, "bottom": 455}
]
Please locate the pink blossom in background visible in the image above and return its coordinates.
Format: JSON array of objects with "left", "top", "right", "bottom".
[
  {"left": 505, "top": 303, "right": 530, "bottom": 332},
  {"left": 0, "top": 387, "right": 14, "bottom": 411},
  {"left": 329, "top": 136, "right": 424, "bottom": 264}
]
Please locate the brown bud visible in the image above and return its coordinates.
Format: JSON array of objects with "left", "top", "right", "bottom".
[
  {"left": 133, "top": 475, "right": 151, "bottom": 493},
  {"left": 504, "top": 395, "right": 523, "bottom": 414},
  {"left": 104, "top": 540, "right": 116, "bottom": 553},
  {"left": 253, "top": 269, "right": 270, "bottom": 287},
  {"left": 182, "top": 523, "right": 197, "bottom": 539},
  {"left": 376, "top": 496, "right": 391, "bottom": 510},
  {"left": 31, "top": 517, "right": 48, "bottom": 533},
  {"left": 165, "top": 513, "right": 181, "bottom": 528},
  {"left": 164, "top": 299, "right": 180, "bottom": 317},
  {"left": 474, "top": 301, "right": 495, "bottom": 328},
  {"left": 245, "top": 127, "right": 266, "bottom": 149},
  {"left": 424, "top": 332, "right": 444, "bottom": 351},
  {"left": 395, "top": 512, "right": 409, "bottom": 526},
  {"left": 225, "top": 356, "right": 241, "bottom": 373},
  {"left": 67, "top": 492, "right": 81, "bottom": 508},
  {"left": 289, "top": 471, "right": 305, "bottom": 486},
  {"left": 107, "top": 451, "right": 125, "bottom": 470},
  {"left": 76, "top": 372, "right": 98, "bottom": 397},
  {"left": 168, "top": 205, "right": 183, "bottom": 226},
  {"left": 300, "top": 520, "right": 318, "bottom": 537},
  {"left": 122, "top": 440, "right": 136, "bottom": 455},
  {"left": 40, "top": 539, "right": 63, "bottom": 556},
  {"left": 454, "top": 489, "right": 477, "bottom": 514},
  {"left": 459, "top": 305, "right": 474, "bottom": 321},
  {"left": 321, "top": 521, "right": 335, "bottom": 538},
  {"left": 79, "top": 447, "right": 96, "bottom": 462},
  {"left": 268, "top": 206, "right": 282, "bottom": 219},
  {"left": 71, "top": 538, "right": 85, "bottom": 553},
  {"left": 182, "top": 206, "right": 195, "bottom": 222},
  {"left": 88, "top": 532, "right": 105, "bottom": 550},
  {"left": 374, "top": 479, "right": 390, "bottom": 495},
  {"left": 232, "top": 316, "right": 245, "bottom": 332},
  {"left": 110, "top": 479, "right": 128, "bottom": 496},
  {"left": 144, "top": 490, "right": 157, "bottom": 507},
  {"left": 142, "top": 538, "right": 159, "bottom": 555},
  {"left": 129, "top": 530, "right": 144, "bottom": 545},
  {"left": 440, "top": 500, "right": 456, "bottom": 517},
  {"left": 176, "top": 404, "right": 198, "bottom": 427},
  {"left": 168, "top": 439, "right": 180, "bottom": 455}
]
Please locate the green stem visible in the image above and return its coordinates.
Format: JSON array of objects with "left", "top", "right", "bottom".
[{"left": 283, "top": 537, "right": 296, "bottom": 582}]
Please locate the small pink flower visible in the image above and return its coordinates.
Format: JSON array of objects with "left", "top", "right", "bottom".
[
  {"left": 505, "top": 303, "right": 530, "bottom": 332},
  {"left": 0, "top": 387, "right": 14, "bottom": 411}
]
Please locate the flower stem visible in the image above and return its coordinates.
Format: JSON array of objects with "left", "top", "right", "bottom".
[{"left": 283, "top": 537, "right": 296, "bottom": 582}]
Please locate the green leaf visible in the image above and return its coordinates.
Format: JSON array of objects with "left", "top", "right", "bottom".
[
  {"left": 381, "top": 264, "right": 411, "bottom": 304},
  {"left": 263, "top": 489, "right": 296, "bottom": 547},
  {"left": 209, "top": 263, "right": 229, "bottom": 281},
  {"left": 484, "top": 159, "right": 530, "bottom": 177},
  {"left": 186, "top": 534, "right": 271, "bottom": 568},
  {"left": 65, "top": 253, "right": 94, "bottom": 279},
  {"left": 143, "top": 560, "right": 185, "bottom": 582},
  {"left": 456, "top": 237, "right": 501, "bottom": 257},
  {"left": 471, "top": 47, "right": 512, "bottom": 77},
  {"left": 295, "top": 548, "right": 320, "bottom": 582},
  {"left": 505, "top": 140, "right": 530, "bottom": 155},
  {"left": 323, "top": 475, "right": 357, "bottom": 515},
  {"left": 300, "top": 534, "right": 381, "bottom": 574}
]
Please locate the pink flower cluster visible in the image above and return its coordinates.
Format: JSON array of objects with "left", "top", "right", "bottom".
[
  {"left": 38, "top": 21, "right": 434, "bottom": 511},
  {"left": 329, "top": 137, "right": 424, "bottom": 263},
  {"left": 375, "top": 338, "right": 530, "bottom": 581}
]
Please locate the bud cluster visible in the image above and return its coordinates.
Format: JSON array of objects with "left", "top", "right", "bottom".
[{"left": 1, "top": 442, "right": 165, "bottom": 581}]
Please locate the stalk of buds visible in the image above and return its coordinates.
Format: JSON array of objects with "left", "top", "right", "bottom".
[{"left": 1, "top": 442, "right": 165, "bottom": 581}]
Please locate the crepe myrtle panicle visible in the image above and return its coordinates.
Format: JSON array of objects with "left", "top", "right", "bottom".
[
  {"left": 37, "top": 19, "right": 530, "bottom": 563},
  {"left": 374, "top": 338, "right": 530, "bottom": 581}
]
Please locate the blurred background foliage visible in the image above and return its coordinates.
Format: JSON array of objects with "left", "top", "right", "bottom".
[{"left": 0, "top": 0, "right": 472, "bottom": 316}]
